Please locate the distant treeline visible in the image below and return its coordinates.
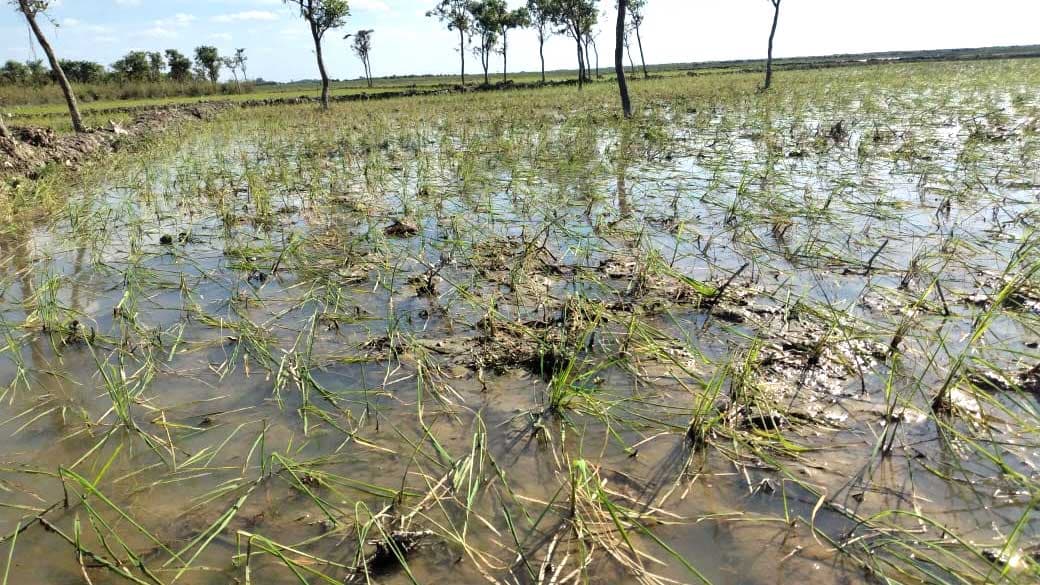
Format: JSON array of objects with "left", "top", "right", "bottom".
[
  {"left": 0, "top": 46, "right": 260, "bottom": 107},
  {"left": 0, "top": 46, "right": 259, "bottom": 86},
  {"left": 659, "top": 44, "right": 1040, "bottom": 74}
]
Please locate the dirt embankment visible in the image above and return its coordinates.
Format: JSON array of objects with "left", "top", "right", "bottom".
[{"left": 0, "top": 103, "right": 234, "bottom": 181}]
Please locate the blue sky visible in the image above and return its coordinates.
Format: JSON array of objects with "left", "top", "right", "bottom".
[{"left": 1, "top": 1, "right": 1038, "bottom": 83}]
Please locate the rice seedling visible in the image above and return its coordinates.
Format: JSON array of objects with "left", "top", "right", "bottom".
[{"left": 1, "top": 58, "right": 1039, "bottom": 584}]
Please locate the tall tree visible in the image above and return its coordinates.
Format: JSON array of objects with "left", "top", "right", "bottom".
[
  {"left": 59, "top": 60, "right": 104, "bottom": 84},
  {"left": 345, "top": 29, "right": 374, "bottom": 88},
  {"left": 1, "top": 60, "right": 29, "bottom": 85},
  {"left": 628, "top": 0, "right": 648, "bottom": 79},
  {"left": 235, "top": 48, "right": 249, "bottom": 82},
  {"left": 548, "top": 0, "right": 597, "bottom": 89},
  {"left": 498, "top": 7, "right": 529, "bottom": 83},
  {"left": 165, "top": 50, "right": 192, "bottom": 82},
  {"left": 25, "top": 59, "right": 46, "bottom": 85},
  {"left": 222, "top": 50, "right": 247, "bottom": 88},
  {"left": 427, "top": 0, "right": 471, "bottom": 86},
  {"left": 194, "top": 46, "right": 222, "bottom": 85},
  {"left": 222, "top": 56, "right": 241, "bottom": 87},
  {"left": 467, "top": 0, "right": 504, "bottom": 86},
  {"left": 284, "top": 0, "right": 350, "bottom": 110},
  {"left": 625, "top": 32, "right": 636, "bottom": 74},
  {"left": 526, "top": 0, "right": 552, "bottom": 83},
  {"left": 113, "top": 51, "right": 153, "bottom": 82},
  {"left": 11, "top": 0, "right": 85, "bottom": 133},
  {"left": 615, "top": 0, "right": 631, "bottom": 117},
  {"left": 763, "top": 0, "right": 781, "bottom": 90},
  {"left": 147, "top": 52, "right": 164, "bottom": 82},
  {"left": 586, "top": 29, "right": 599, "bottom": 78}
]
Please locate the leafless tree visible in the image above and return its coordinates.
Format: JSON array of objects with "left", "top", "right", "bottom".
[
  {"left": 283, "top": 0, "right": 349, "bottom": 110},
  {"left": 628, "top": 0, "right": 648, "bottom": 79},
  {"left": 11, "top": 0, "right": 85, "bottom": 132},
  {"left": 234, "top": 48, "right": 248, "bottom": 82},
  {"left": 345, "top": 29, "right": 374, "bottom": 88},
  {"left": 587, "top": 29, "right": 600, "bottom": 78},
  {"left": 615, "top": 0, "right": 631, "bottom": 117},
  {"left": 222, "top": 49, "right": 248, "bottom": 88},
  {"left": 764, "top": 0, "right": 781, "bottom": 90}
]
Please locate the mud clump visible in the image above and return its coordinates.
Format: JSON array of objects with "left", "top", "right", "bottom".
[
  {"left": 969, "top": 363, "right": 1040, "bottom": 394},
  {"left": 384, "top": 219, "right": 420, "bottom": 238},
  {"left": 1, "top": 103, "right": 232, "bottom": 181}
]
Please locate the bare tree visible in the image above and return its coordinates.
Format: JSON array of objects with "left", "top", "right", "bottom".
[
  {"left": 628, "top": 0, "right": 648, "bottom": 79},
  {"left": 428, "top": 0, "right": 471, "bottom": 86},
  {"left": 234, "top": 48, "right": 248, "bottom": 82},
  {"left": 284, "top": 0, "right": 349, "bottom": 110},
  {"left": 527, "top": 0, "right": 553, "bottom": 83},
  {"left": 625, "top": 33, "right": 636, "bottom": 74},
  {"left": 345, "top": 29, "right": 374, "bottom": 87},
  {"left": 221, "top": 51, "right": 247, "bottom": 88},
  {"left": 11, "top": 0, "right": 85, "bottom": 133},
  {"left": 615, "top": 0, "right": 631, "bottom": 117},
  {"left": 587, "top": 29, "right": 600, "bottom": 79},
  {"left": 764, "top": 0, "right": 781, "bottom": 90}
]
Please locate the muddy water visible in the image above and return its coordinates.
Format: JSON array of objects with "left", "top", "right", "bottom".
[{"left": 1, "top": 79, "right": 1039, "bottom": 584}]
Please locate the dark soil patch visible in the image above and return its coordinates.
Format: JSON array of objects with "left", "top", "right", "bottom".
[{"left": 1, "top": 103, "right": 232, "bottom": 181}]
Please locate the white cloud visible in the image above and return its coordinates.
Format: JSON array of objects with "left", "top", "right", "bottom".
[
  {"left": 353, "top": 0, "right": 390, "bottom": 12},
  {"left": 138, "top": 26, "right": 177, "bottom": 39},
  {"left": 171, "top": 13, "right": 197, "bottom": 26},
  {"left": 59, "top": 19, "right": 113, "bottom": 35},
  {"left": 212, "top": 11, "right": 279, "bottom": 23}
]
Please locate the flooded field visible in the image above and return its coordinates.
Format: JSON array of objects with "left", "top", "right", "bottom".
[{"left": 1, "top": 60, "right": 1039, "bottom": 584}]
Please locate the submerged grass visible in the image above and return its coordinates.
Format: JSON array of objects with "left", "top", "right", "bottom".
[{"left": 0, "top": 59, "right": 1039, "bottom": 584}]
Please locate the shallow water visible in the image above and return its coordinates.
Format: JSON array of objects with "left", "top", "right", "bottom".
[{"left": 1, "top": 68, "right": 1039, "bottom": 584}]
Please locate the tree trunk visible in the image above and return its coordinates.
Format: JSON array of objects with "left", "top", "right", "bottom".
[
  {"left": 459, "top": 28, "right": 466, "bottom": 86},
  {"left": 575, "top": 36, "right": 584, "bottom": 89},
  {"left": 20, "top": 3, "right": 85, "bottom": 133},
  {"left": 539, "top": 30, "right": 546, "bottom": 83},
  {"left": 764, "top": 0, "right": 781, "bottom": 90},
  {"left": 635, "top": 24, "right": 648, "bottom": 79},
  {"left": 502, "top": 31, "right": 508, "bottom": 84},
  {"left": 627, "top": 41, "right": 636, "bottom": 75},
  {"left": 481, "top": 41, "right": 490, "bottom": 85},
  {"left": 584, "top": 41, "right": 592, "bottom": 81},
  {"left": 591, "top": 36, "right": 600, "bottom": 78},
  {"left": 615, "top": 0, "right": 632, "bottom": 118},
  {"left": 311, "top": 25, "right": 331, "bottom": 110}
]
